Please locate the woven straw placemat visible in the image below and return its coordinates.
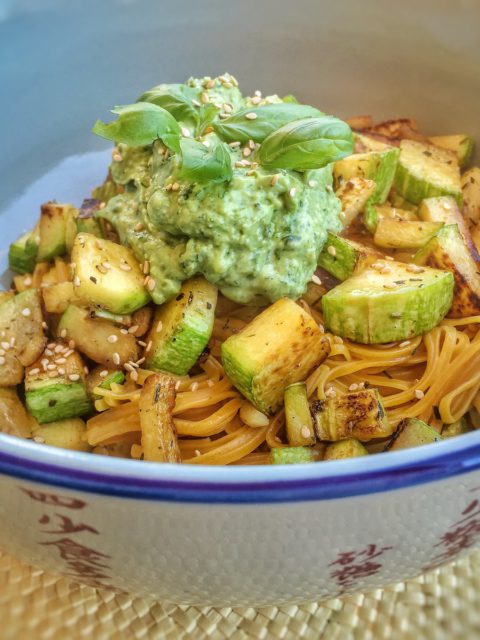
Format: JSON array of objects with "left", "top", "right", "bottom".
[{"left": 1, "top": 550, "right": 479, "bottom": 640}]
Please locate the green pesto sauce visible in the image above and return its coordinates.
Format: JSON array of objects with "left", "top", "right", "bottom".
[{"left": 98, "top": 75, "right": 342, "bottom": 305}]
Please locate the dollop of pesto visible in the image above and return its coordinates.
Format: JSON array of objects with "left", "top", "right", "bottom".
[{"left": 98, "top": 74, "right": 342, "bottom": 305}]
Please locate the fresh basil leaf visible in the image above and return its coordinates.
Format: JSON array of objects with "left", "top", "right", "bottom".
[
  {"left": 257, "top": 116, "right": 354, "bottom": 171},
  {"left": 213, "top": 103, "right": 323, "bottom": 143},
  {"left": 196, "top": 104, "right": 220, "bottom": 136},
  {"left": 137, "top": 83, "right": 199, "bottom": 125},
  {"left": 179, "top": 138, "right": 233, "bottom": 184},
  {"left": 92, "top": 102, "right": 181, "bottom": 152}
]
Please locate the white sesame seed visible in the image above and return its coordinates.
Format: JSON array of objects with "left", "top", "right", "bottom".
[
  {"left": 0, "top": 357, "right": 5, "bottom": 366},
  {"left": 147, "top": 278, "right": 156, "bottom": 292},
  {"left": 349, "top": 383, "right": 359, "bottom": 391},
  {"left": 406, "top": 264, "right": 425, "bottom": 274},
  {"left": 55, "top": 357, "right": 67, "bottom": 364},
  {"left": 21, "top": 307, "right": 31, "bottom": 317},
  {"left": 112, "top": 152, "right": 122, "bottom": 162},
  {"left": 175, "top": 380, "right": 182, "bottom": 391},
  {"left": 135, "top": 222, "right": 144, "bottom": 232},
  {"left": 24, "top": 276, "right": 32, "bottom": 286},
  {"left": 327, "top": 245, "right": 337, "bottom": 257},
  {"left": 301, "top": 426, "right": 311, "bottom": 439},
  {"left": 289, "top": 187, "right": 297, "bottom": 198},
  {"left": 251, "top": 96, "right": 261, "bottom": 105},
  {"left": 1, "top": 342, "right": 9, "bottom": 351},
  {"left": 229, "top": 141, "right": 241, "bottom": 148},
  {"left": 190, "top": 382, "right": 199, "bottom": 392},
  {"left": 156, "top": 321, "right": 163, "bottom": 333},
  {"left": 137, "top": 340, "right": 147, "bottom": 347},
  {"left": 318, "top": 324, "right": 325, "bottom": 333},
  {"left": 383, "top": 283, "right": 397, "bottom": 289},
  {"left": 271, "top": 175, "right": 279, "bottom": 187},
  {"left": 10, "top": 337, "right": 15, "bottom": 347},
  {"left": 33, "top": 436, "right": 45, "bottom": 444},
  {"left": 68, "top": 340, "right": 76, "bottom": 349},
  {"left": 128, "top": 325, "right": 139, "bottom": 334},
  {"left": 325, "top": 386, "right": 336, "bottom": 398},
  {"left": 58, "top": 368, "right": 66, "bottom": 376},
  {"left": 245, "top": 112, "right": 257, "bottom": 120},
  {"left": 120, "top": 263, "right": 132, "bottom": 271},
  {"left": 381, "top": 266, "right": 392, "bottom": 274},
  {"left": 29, "top": 368, "right": 40, "bottom": 375},
  {"left": 41, "top": 358, "right": 49, "bottom": 367},
  {"left": 146, "top": 341, "right": 153, "bottom": 352},
  {"left": 54, "top": 344, "right": 63, "bottom": 353},
  {"left": 128, "top": 360, "right": 139, "bottom": 369},
  {"left": 254, "top": 90, "right": 262, "bottom": 97},
  {"left": 107, "top": 334, "right": 118, "bottom": 344},
  {"left": 47, "top": 364, "right": 56, "bottom": 371},
  {"left": 120, "top": 328, "right": 129, "bottom": 335},
  {"left": 68, "top": 374, "right": 80, "bottom": 382},
  {"left": 99, "top": 370, "right": 109, "bottom": 378},
  {"left": 333, "top": 336, "right": 344, "bottom": 344},
  {"left": 311, "top": 274, "right": 322, "bottom": 286},
  {"left": 96, "top": 264, "right": 107, "bottom": 274},
  {"left": 73, "top": 276, "right": 81, "bottom": 287},
  {"left": 136, "top": 357, "right": 146, "bottom": 366},
  {"left": 243, "top": 147, "right": 252, "bottom": 157},
  {"left": 415, "top": 389, "right": 425, "bottom": 399},
  {"left": 48, "top": 370, "right": 59, "bottom": 378},
  {"left": 60, "top": 329, "right": 67, "bottom": 339},
  {"left": 171, "top": 182, "right": 180, "bottom": 191},
  {"left": 130, "top": 369, "right": 139, "bottom": 382},
  {"left": 143, "top": 261, "right": 150, "bottom": 275},
  {"left": 181, "top": 127, "right": 191, "bottom": 137},
  {"left": 207, "top": 379, "right": 215, "bottom": 387},
  {"left": 194, "top": 449, "right": 201, "bottom": 457},
  {"left": 84, "top": 366, "right": 89, "bottom": 375},
  {"left": 385, "top": 255, "right": 394, "bottom": 261},
  {"left": 44, "top": 349, "right": 54, "bottom": 357},
  {"left": 200, "top": 92, "right": 210, "bottom": 104},
  {"left": 308, "top": 180, "right": 317, "bottom": 188},
  {"left": 42, "top": 322, "right": 48, "bottom": 330},
  {"left": 112, "top": 353, "right": 121, "bottom": 366}
]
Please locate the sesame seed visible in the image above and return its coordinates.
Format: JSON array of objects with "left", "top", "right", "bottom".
[
  {"left": 147, "top": 278, "right": 156, "bottom": 292},
  {"left": 181, "top": 127, "right": 191, "bottom": 137},
  {"left": 68, "top": 340, "right": 76, "bottom": 349},
  {"left": 415, "top": 389, "right": 425, "bottom": 399},
  {"left": 48, "top": 370, "right": 59, "bottom": 378},
  {"left": 24, "top": 277, "right": 32, "bottom": 286},
  {"left": 381, "top": 266, "right": 392, "bottom": 274},
  {"left": 130, "top": 369, "right": 139, "bottom": 382},
  {"left": 84, "top": 366, "right": 89, "bottom": 375},
  {"left": 311, "top": 274, "right": 322, "bottom": 286},
  {"left": 207, "top": 379, "right": 215, "bottom": 387},
  {"left": 301, "top": 426, "right": 311, "bottom": 439},
  {"left": 333, "top": 336, "right": 344, "bottom": 344},
  {"left": 60, "top": 329, "right": 67, "bottom": 339},
  {"left": 42, "top": 322, "right": 48, "bottom": 330},
  {"left": 128, "top": 325, "right": 139, "bottom": 334},
  {"left": 112, "top": 152, "right": 122, "bottom": 162},
  {"left": 245, "top": 112, "right": 257, "bottom": 120},
  {"left": 143, "top": 261, "right": 150, "bottom": 275},
  {"left": 68, "top": 374, "right": 80, "bottom": 381},
  {"left": 0, "top": 357, "right": 5, "bottom": 366},
  {"left": 327, "top": 245, "right": 337, "bottom": 257},
  {"left": 385, "top": 255, "right": 394, "bottom": 261},
  {"left": 349, "top": 383, "right": 359, "bottom": 391},
  {"left": 112, "top": 353, "right": 121, "bottom": 366},
  {"left": 1, "top": 342, "right": 10, "bottom": 351},
  {"left": 10, "top": 337, "right": 15, "bottom": 347},
  {"left": 124, "top": 363, "right": 135, "bottom": 373},
  {"left": 146, "top": 341, "right": 153, "bottom": 352},
  {"left": 223, "top": 103, "right": 233, "bottom": 114},
  {"left": 325, "top": 386, "right": 336, "bottom": 398},
  {"left": 165, "top": 183, "right": 173, "bottom": 191},
  {"left": 172, "top": 182, "right": 181, "bottom": 191},
  {"left": 55, "top": 357, "right": 67, "bottom": 364},
  {"left": 102, "top": 261, "right": 111, "bottom": 270},
  {"left": 73, "top": 276, "right": 81, "bottom": 287},
  {"left": 29, "top": 368, "right": 40, "bottom": 375},
  {"left": 47, "top": 364, "right": 56, "bottom": 371},
  {"left": 41, "top": 358, "right": 49, "bottom": 367},
  {"left": 289, "top": 187, "right": 297, "bottom": 198},
  {"left": 190, "top": 382, "right": 199, "bottom": 392},
  {"left": 136, "top": 357, "right": 146, "bottom": 366},
  {"left": 206, "top": 79, "right": 215, "bottom": 89},
  {"left": 96, "top": 264, "right": 107, "bottom": 274},
  {"left": 249, "top": 139, "right": 256, "bottom": 150},
  {"left": 308, "top": 180, "right": 317, "bottom": 188},
  {"left": 137, "top": 340, "right": 147, "bottom": 347},
  {"left": 443, "top": 201, "right": 452, "bottom": 210},
  {"left": 243, "top": 147, "right": 252, "bottom": 157},
  {"left": 318, "top": 324, "right": 325, "bottom": 333},
  {"left": 99, "top": 370, "right": 109, "bottom": 378},
  {"left": 194, "top": 449, "right": 201, "bottom": 457},
  {"left": 58, "top": 368, "right": 66, "bottom": 376},
  {"left": 175, "top": 380, "right": 182, "bottom": 391},
  {"left": 383, "top": 283, "right": 397, "bottom": 289},
  {"left": 254, "top": 90, "right": 262, "bottom": 97},
  {"left": 399, "top": 341, "right": 410, "bottom": 347},
  {"left": 33, "top": 436, "right": 45, "bottom": 444},
  {"left": 120, "top": 263, "right": 132, "bottom": 271},
  {"left": 99, "top": 202, "right": 106, "bottom": 209},
  {"left": 45, "top": 349, "right": 54, "bottom": 357},
  {"left": 406, "top": 264, "right": 425, "bottom": 274},
  {"left": 251, "top": 96, "right": 261, "bottom": 105},
  {"left": 200, "top": 92, "right": 210, "bottom": 104},
  {"left": 156, "top": 321, "right": 163, "bottom": 333},
  {"left": 135, "top": 222, "right": 144, "bottom": 232},
  {"left": 120, "top": 328, "right": 129, "bottom": 335},
  {"left": 54, "top": 344, "right": 63, "bottom": 353},
  {"left": 47, "top": 342, "right": 56, "bottom": 349},
  {"left": 192, "top": 99, "right": 201, "bottom": 107},
  {"left": 21, "top": 307, "right": 31, "bottom": 317},
  {"left": 107, "top": 335, "right": 118, "bottom": 344},
  {"left": 271, "top": 175, "right": 279, "bottom": 187}
]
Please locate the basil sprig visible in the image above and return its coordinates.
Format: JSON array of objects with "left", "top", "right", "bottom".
[
  {"left": 257, "top": 115, "right": 354, "bottom": 171},
  {"left": 179, "top": 138, "right": 233, "bottom": 184},
  {"left": 137, "top": 83, "right": 200, "bottom": 126},
  {"left": 92, "top": 103, "right": 181, "bottom": 152},
  {"left": 213, "top": 103, "right": 323, "bottom": 143}
]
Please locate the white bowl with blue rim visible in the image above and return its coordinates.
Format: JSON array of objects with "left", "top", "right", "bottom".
[{"left": 1, "top": 0, "right": 479, "bottom": 606}]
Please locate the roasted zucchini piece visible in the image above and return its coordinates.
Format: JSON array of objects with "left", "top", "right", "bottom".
[
  {"left": 462, "top": 167, "right": 480, "bottom": 227},
  {"left": 270, "top": 446, "right": 315, "bottom": 464},
  {"left": 57, "top": 305, "right": 139, "bottom": 367},
  {"left": 322, "top": 261, "right": 453, "bottom": 343},
  {"left": 0, "top": 291, "right": 14, "bottom": 305},
  {"left": 312, "top": 389, "right": 392, "bottom": 442},
  {"left": 374, "top": 203, "right": 419, "bottom": 222},
  {"left": 32, "top": 418, "right": 91, "bottom": 452},
  {"left": 25, "top": 347, "right": 92, "bottom": 424},
  {"left": 388, "top": 192, "right": 419, "bottom": 213},
  {"left": 284, "top": 382, "right": 316, "bottom": 446},
  {"left": 145, "top": 277, "right": 217, "bottom": 376},
  {"left": 42, "top": 282, "right": 76, "bottom": 314},
  {"left": 8, "top": 227, "right": 39, "bottom": 274},
  {"left": 222, "top": 298, "right": 331, "bottom": 415},
  {"left": 385, "top": 417, "right": 441, "bottom": 451},
  {"left": 414, "top": 224, "right": 480, "bottom": 317},
  {"left": 373, "top": 219, "right": 443, "bottom": 250},
  {"left": 324, "top": 439, "right": 368, "bottom": 460},
  {"left": 394, "top": 140, "right": 462, "bottom": 205},
  {"left": 336, "top": 177, "right": 376, "bottom": 227},
  {"left": 71, "top": 233, "right": 150, "bottom": 314},
  {"left": 418, "top": 196, "right": 476, "bottom": 253},
  {"left": 0, "top": 289, "right": 46, "bottom": 386},
  {"left": 86, "top": 366, "right": 126, "bottom": 399},
  {"left": 429, "top": 135, "right": 474, "bottom": 168},
  {"left": 0, "top": 387, "right": 35, "bottom": 438},
  {"left": 318, "top": 233, "right": 382, "bottom": 281},
  {"left": 37, "top": 202, "right": 77, "bottom": 262},
  {"left": 139, "top": 373, "right": 181, "bottom": 463},
  {"left": 442, "top": 418, "right": 471, "bottom": 439}
]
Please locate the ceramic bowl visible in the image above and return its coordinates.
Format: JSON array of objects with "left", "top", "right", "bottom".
[{"left": 1, "top": 0, "right": 480, "bottom": 606}]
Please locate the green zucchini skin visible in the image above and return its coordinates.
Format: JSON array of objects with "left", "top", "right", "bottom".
[
  {"left": 385, "top": 418, "right": 442, "bottom": 451},
  {"left": 8, "top": 229, "right": 39, "bottom": 274},
  {"left": 26, "top": 383, "right": 92, "bottom": 424},
  {"left": 322, "top": 261, "right": 454, "bottom": 344},
  {"left": 270, "top": 447, "right": 315, "bottom": 464}
]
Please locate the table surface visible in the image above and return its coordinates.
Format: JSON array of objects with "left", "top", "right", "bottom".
[{"left": 1, "top": 550, "right": 480, "bottom": 639}]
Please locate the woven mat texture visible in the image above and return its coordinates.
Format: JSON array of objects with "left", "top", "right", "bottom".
[{"left": 1, "top": 550, "right": 479, "bottom": 640}]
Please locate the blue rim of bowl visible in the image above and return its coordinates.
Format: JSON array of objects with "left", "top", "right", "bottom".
[{"left": 1, "top": 430, "right": 480, "bottom": 503}]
